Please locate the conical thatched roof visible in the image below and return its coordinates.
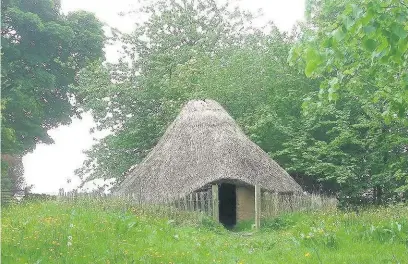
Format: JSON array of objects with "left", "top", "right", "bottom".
[{"left": 116, "top": 99, "right": 302, "bottom": 201}]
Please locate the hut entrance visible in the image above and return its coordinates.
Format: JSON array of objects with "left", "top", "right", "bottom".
[{"left": 219, "top": 183, "right": 236, "bottom": 227}]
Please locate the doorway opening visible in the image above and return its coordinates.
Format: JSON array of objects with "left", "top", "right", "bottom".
[{"left": 218, "top": 183, "right": 236, "bottom": 228}]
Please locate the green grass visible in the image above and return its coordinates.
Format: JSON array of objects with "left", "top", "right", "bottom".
[{"left": 2, "top": 200, "right": 407, "bottom": 264}]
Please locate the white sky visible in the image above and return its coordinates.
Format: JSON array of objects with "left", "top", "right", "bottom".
[{"left": 23, "top": 0, "right": 305, "bottom": 194}]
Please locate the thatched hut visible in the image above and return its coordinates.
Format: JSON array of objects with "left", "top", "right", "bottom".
[{"left": 116, "top": 99, "right": 302, "bottom": 226}]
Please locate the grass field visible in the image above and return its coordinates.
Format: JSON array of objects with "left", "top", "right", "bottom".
[{"left": 1, "top": 200, "right": 407, "bottom": 264}]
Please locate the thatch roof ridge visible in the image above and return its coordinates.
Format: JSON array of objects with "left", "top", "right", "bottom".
[{"left": 116, "top": 99, "right": 302, "bottom": 201}]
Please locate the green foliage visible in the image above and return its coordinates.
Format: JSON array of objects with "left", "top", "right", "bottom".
[
  {"left": 275, "top": 94, "right": 408, "bottom": 202},
  {"left": 1, "top": 201, "right": 408, "bottom": 263},
  {"left": 261, "top": 214, "right": 297, "bottom": 231},
  {"left": 288, "top": 0, "right": 408, "bottom": 202},
  {"left": 1, "top": 0, "right": 105, "bottom": 199},
  {"left": 232, "top": 220, "right": 255, "bottom": 231},
  {"left": 296, "top": 0, "right": 408, "bottom": 122},
  {"left": 1, "top": 0, "right": 105, "bottom": 155}
]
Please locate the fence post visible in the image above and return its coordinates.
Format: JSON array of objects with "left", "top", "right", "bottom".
[
  {"left": 203, "top": 192, "right": 208, "bottom": 215},
  {"left": 57, "top": 188, "right": 64, "bottom": 201},
  {"left": 199, "top": 192, "right": 204, "bottom": 213},
  {"left": 212, "top": 184, "right": 219, "bottom": 222},
  {"left": 255, "top": 185, "right": 261, "bottom": 230},
  {"left": 289, "top": 194, "right": 294, "bottom": 212},
  {"left": 266, "top": 192, "right": 271, "bottom": 217},
  {"left": 180, "top": 196, "right": 186, "bottom": 211},
  {"left": 189, "top": 193, "right": 194, "bottom": 211},
  {"left": 185, "top": 195, "right": 190, "bottom": 211},
  {"left": 195, "top": 192, "right": 199, "bottom": 211}
]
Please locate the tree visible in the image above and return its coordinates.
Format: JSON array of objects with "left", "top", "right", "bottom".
[
  {"left": 292, "top": 0, "right": 408, "bottom": 123},
  {"left": 73, "top": 0, "right": 315, "bottom": 185},
  {"left": 1, "top": 0, "right": 105, "bottom": 198},
  {"left": 1, "top": 0, "right": 105, "bottom": 155},
  {"left": 274, "top": 94, "right": 408, "bottom": 204},
  {"left": 287, "top": 0, "right": 408, "bottom": 203},
  {"left": 75, "top": 0, "right": 407, "bottom": 205}
]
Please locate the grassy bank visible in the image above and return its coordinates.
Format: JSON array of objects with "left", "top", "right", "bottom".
[{"left": 1, "top": 200, "right": 407, "bottom": 263}]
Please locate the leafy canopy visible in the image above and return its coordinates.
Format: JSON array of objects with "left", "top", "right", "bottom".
[
  {"left": 1, "top": 0, "right": 105, "bottom": 200},
  {"left": 1, "top": 0, "right": 105, "bottom": 155},
  {"left": 291, "top": 0, "right": 408, "bottom": 123}
]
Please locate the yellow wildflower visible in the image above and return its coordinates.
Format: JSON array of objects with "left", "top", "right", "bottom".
[{"left": 305, "top": 252, "right": 311, "bottom": 257}]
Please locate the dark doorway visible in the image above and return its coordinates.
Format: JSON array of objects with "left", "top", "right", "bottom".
[{"left": 219, "top": 183, "right": 236, "bottom": 228}]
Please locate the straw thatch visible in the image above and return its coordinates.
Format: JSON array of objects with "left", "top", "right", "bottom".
[{"left": 116, "top": 99, "right": 302, "bottom": 201}]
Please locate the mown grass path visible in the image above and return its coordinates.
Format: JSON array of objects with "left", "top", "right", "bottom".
[{"left": 2, "top": 201, "right": 407, "bottom": 263}]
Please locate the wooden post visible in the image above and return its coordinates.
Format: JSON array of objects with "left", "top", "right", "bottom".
[
  {"left": 189, "top": 193, "right": 194, "bottom": 211},
  {"left": 175, "top": 197, "right": 180, "bottom": 211},
  {"left": 255, "top": 185, "right": 261, "bottom": 230},
  {"left": 289, "top": 194, "right": 294, "bottom": 212},
  {"left": 266, "top": 192, "right": 271, "bottom": 217},
  {"left": 195, "top": 192, "right": 201, "bottom": 212},
  {"left": 212, "top": 184, "right": 219, "bottom": 222},
  {"left": 187, "top": 194, "right": 191, "bottom": 211},
  {"left": 181, "top": 196, "right": 186, "bottom": 211},
  {"left": 203, "top": 192, "right": 208, "bottom": 215},
  {"left": 199, "top": 192, "right": 204, "bottom": 213},
  {"left": 57, "top": 188, "right": 64, "bottom": 201}
]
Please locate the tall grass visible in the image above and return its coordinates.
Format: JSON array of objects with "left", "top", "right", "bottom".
[{"left": 2, "top": 199, "right": 407, "bottom": 263}]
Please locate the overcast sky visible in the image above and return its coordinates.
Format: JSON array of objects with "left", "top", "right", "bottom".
[{"left": 23, "top": 0, "right": 305, "bottom": 194}]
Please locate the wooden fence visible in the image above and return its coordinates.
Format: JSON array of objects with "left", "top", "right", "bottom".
[
  {"left": 57, "top": 187, "right": 337, "bottom": 229},
  {"left": 58, "top": 188, "right": 214, "bottom": 219},
  {"left": 261, "top": 191, "right": 338, "bottom": 219}
]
